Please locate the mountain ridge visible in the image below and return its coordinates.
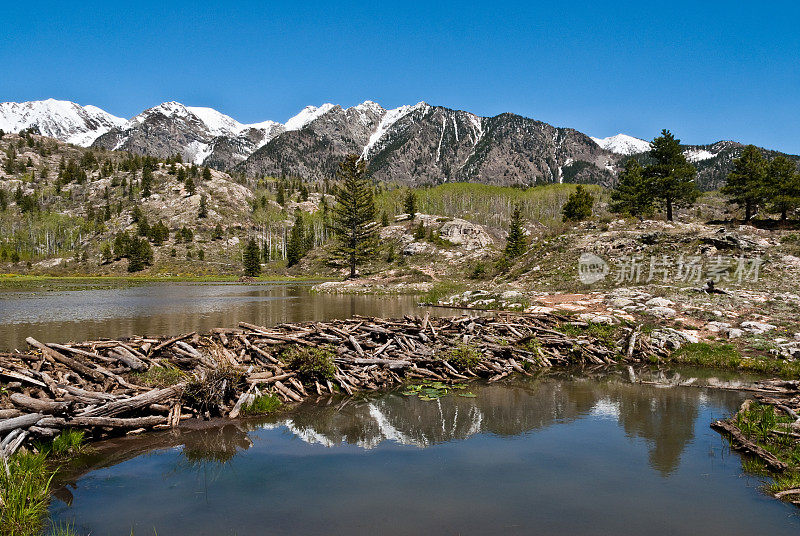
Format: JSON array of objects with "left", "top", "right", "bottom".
[{"left": 1, "top": 98, "right": 796, "bottom": 189}]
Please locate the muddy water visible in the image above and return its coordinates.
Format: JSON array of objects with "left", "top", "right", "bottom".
[
  {"left": 0, "top": 281, "right": 433, "bottom": 351},
  {"left": 49, "top": 371, "right": 800, "bottom": 535}
]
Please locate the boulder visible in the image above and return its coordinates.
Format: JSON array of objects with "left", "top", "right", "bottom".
[
  {"left": 438, "top": 219, "right": 493, "bottom": 251},
  {"left": 645, "top": 297, "right": 674, "bottom": 307},
  {"left": 740, "top": 321, "right": 776, "bottom": 334},
  {"left": 647, "top": 306, "right": 677, "bottom": 318}
]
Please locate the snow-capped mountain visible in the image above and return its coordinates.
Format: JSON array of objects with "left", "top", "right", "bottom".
[
  {"left": 0, "top": 99, "right": 126, "bottom": 146},
  {"left": 590, "top": 133, "right": 651, "bottom": 155},
  {"left": 93, "top": 102, "right": 286, "bottom": 166},
  {"left": 1, "top": 98, "right": 794, "bottom": 188},
  {"left": 242, "top": 102, "right": 615, "bottom": 186}
]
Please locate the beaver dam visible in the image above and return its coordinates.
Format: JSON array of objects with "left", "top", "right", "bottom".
[
  {"left": 0, "top": 312, "right": 644, "bottom": 446},
  {"left": 2, "top": 312, "right": 800, "bottom": 533}
]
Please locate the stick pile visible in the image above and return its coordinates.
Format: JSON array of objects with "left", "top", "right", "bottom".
[{"left": 0, "top": 312, "right": 648, "bottom": 456}]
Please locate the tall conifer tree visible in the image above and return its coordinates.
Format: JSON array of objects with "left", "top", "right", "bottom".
[
  {"left": 644, "top": 130, "right": 698, "bottom": 221},
  {"left": 331, "top": 154, "right": 378, "bottom": 278}
]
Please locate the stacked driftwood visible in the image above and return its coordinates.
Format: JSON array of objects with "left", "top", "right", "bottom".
[{"left": 0, "top": 312, "right": 647, "bottom": 456}]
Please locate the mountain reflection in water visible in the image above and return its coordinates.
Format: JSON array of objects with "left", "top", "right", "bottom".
[
  {"left": 57, "top": 369, "right": 742, "bottom": 490},
  {"left": 51, "top": 369, "right": 800, "bottom": 536}
]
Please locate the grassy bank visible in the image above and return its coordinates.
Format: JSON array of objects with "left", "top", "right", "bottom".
[
  {"left": 730, "top": 402, "right": 800, "bottom": 499},
  {"left": 1, "top": 430, "right": 86, "bottom": 536},
  {"left": 667, "top": 342, "right": 800, "bottom": 379}
]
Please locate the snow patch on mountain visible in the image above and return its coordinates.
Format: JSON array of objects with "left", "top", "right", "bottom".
[
  {"left": 285, "top": 104, "right": 336, "bottom": 131},
  {"left": 361, "top": 102, "right": 427, "bottom": 158},
  {"left": 590, "top": 133, "right": 651, "bottom": 155},
  {"left": 684, "top": 148, "right": 715, "bottom": 162},
  {"left": 185, "top": 106, "right": 246, "bottom": 136},
  {"left": 0, "top": 98, "right": 125, "bottom": 146}
]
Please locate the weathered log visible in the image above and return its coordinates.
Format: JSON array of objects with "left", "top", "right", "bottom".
[
  {"left": 79, "top": 385, "right": 184, "bottom": 418},
  {"left": 0, "top": 413, "right": 44, "bottom": 434},
  {"left": 274, "top": 381, "right": 303, "bottom": 402},
  {"left": 40, "top": 415, "right": 167, "bottom": 429},
  {"left": 711, "top": 419, "right": 788, "bottom": 471},
  {"left": 0, "top": 367, "right": 47, "bottom": 387},
  {"left": 774, "top": 488, "right": 800, "bottom": 499},
  {"left": 10, "top": 393, "right": 69, "bottom": 414},
  {"left": 150, "top": 332, "right": 196, "bottom": 354},
  {"left": 26, "top": 337, "right": 106, "bottom": 382},
  {"left": 110, "top": 347, "right": 147, "bottom": 371},
  {"left": 0, "top": 409, "right": 22, "bottom": 419}
]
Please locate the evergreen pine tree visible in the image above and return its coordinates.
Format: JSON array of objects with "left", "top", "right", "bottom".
[
  {"left": 100, "top": 243, "right": 113, "bottom": 265},
  {"left": 610, "top": 159, "right": 653, "bottom": 217},
  {"left": 243, "top": 238, "right": 261, "bottom": 277},
  {"left": 504, "top": 203, "right": 527, "bottom": 258},
  {"left": 127, "top": 237, "right": 153, "bottom": 272},
  {"left": 202, "top": 167, "right": 212, "bottom": 181},
  {"left": 562, "top": 185, "right": 595, "bottom": 222},
  {"left": 403, "top": 190, "right": 417, "bottom": 220},
  {"left": 331, "top": 154, "right": 378, "bottom": 278},
  {"left": 287, "top": 210, "right": 306, "bottom": 267},
  {"left": 765, "top": 155, "right": 799, "bottom": 221},
  {"left": 721, "top": 145, "right": 767, "bottom": 221},
  {"left": 198, "top": 194, "right": 208, "bottom": 218},
  {"left": 643, "top": 130, "right": 698, "bottom": 221},
  {"left": 141, "top": 167, "right": 153, "bottom": 198},
  {"left": 276, "top": 182, "right": 286, "bottom": 206},
  {"left": 185, "top": 176, "right": 196, "bottom": 196}
]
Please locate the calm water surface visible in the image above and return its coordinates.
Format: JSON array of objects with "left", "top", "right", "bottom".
[
  {"left": 50, "top": 371, "right": 800, "bottom": 536},
  {"left": 0, "top": 281, "right": 431, "bottom": 351}
]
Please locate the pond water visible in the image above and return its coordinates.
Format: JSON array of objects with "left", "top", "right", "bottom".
[
  {"left": 0, "top": 281, "right": 430, "bottom": 351},
  {"left": 50, "top": 370, "right": 800, "bottom": 535}
]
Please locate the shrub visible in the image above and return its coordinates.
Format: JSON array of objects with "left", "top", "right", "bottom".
[
  {"left": 283, "top": 346, "right": 336, "bottom": 382},
  {"left": 562, "top": 185, "right": 594, "bottom": 222},
  {"left": 443, "top": 344, "right": 483, "bottom": 370}
]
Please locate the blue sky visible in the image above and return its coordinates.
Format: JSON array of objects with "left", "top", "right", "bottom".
[{"left": 2, "top": 1, "right": 799, "bottom": 152}]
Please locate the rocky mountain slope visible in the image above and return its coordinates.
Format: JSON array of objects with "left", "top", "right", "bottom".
[
  {"left": 2, "top": 98, "right": 798, "bottom": 189},
  {"left": 241, "top": 103, "right": 616, "bottom": 186}
]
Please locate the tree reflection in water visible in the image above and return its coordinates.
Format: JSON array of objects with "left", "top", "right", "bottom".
[{"left": 55, "top": 368, "right": 746, "bottom": 497}]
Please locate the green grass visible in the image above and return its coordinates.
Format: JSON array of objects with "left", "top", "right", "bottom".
[
  {"left": 132, "top": 364, "right": 188, "bottom": 388},
  {"left": 43, "top": 521, "right": 80, "bottom": 536},
  {"left": 49, "top": 429, "right": 85, "bottom": 457},
  {"left": 442, "top": 344, "right": 483, "bottom": 370},
  {"left": 765, "top": 473, "right": 800, "bottom": 495},
  {"left": 559, "top": 322, "right": 623, "bottom": 351},
  {"left": 670, "top": 342, "right": 800, "bottom": 379},
  {"left": 0, "top": 451, "right": 54, "bottom": 536},
  {"left": 282, "top": 346, "right": 336, "bottom": 382},
  {"left": 726, "top": 401, "right": 800, "bottom": 499},
  {"left": 242, "top": 394, "right": 282, "bottom": 415}
]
